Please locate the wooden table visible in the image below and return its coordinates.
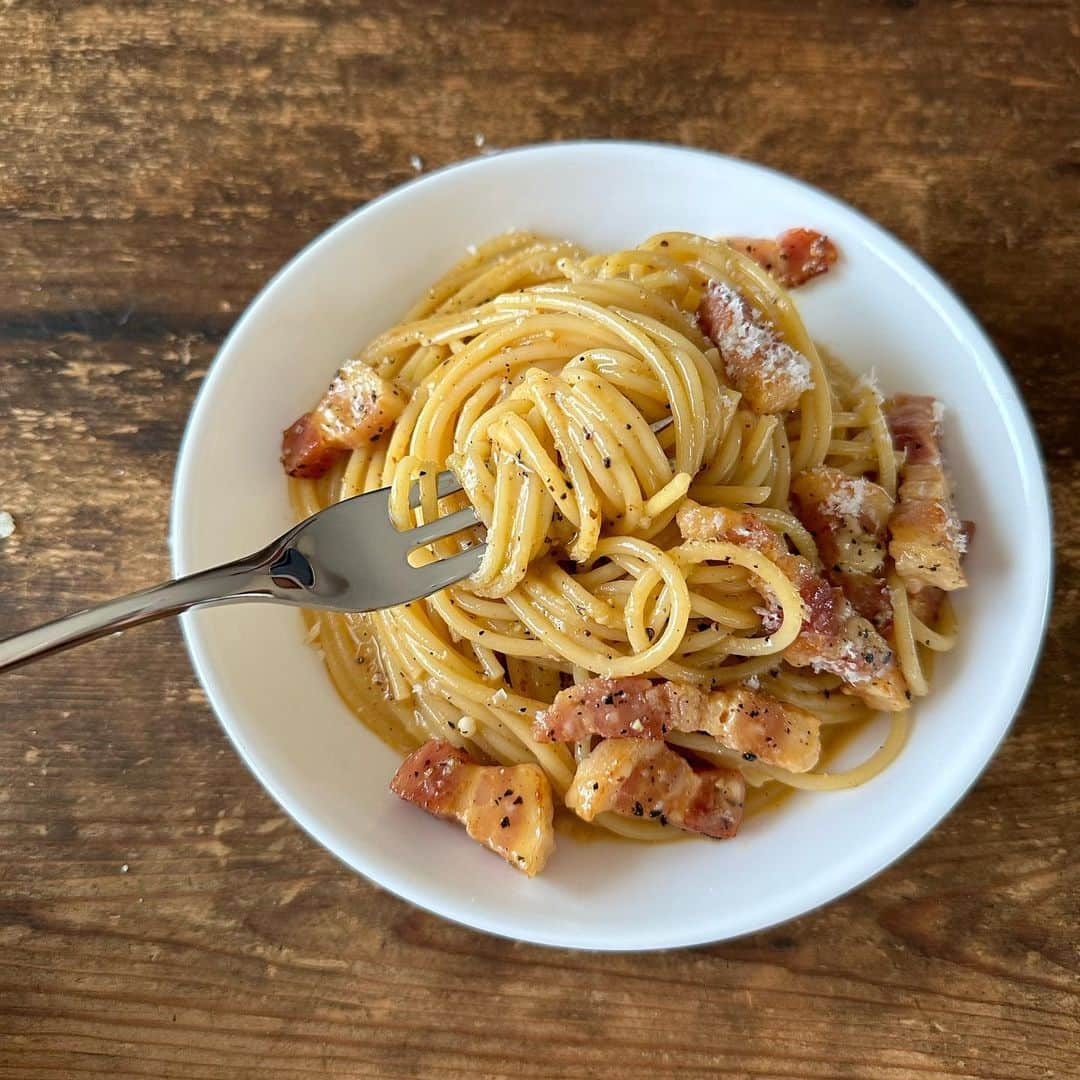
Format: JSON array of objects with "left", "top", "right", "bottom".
[{"left": 1, "top": 2, "right": 1077, "bottom": 1076}]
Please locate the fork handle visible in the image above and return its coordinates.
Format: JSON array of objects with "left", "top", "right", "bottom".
[{"left": 0, "top": 554, "right": 279, "bottom": 674}]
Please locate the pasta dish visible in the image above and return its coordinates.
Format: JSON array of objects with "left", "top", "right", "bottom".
[{"left": 282, "top": 229, "right": 970, "bottom": 876}]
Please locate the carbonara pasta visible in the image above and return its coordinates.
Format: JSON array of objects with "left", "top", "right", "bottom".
[{"left": 282, "top": 229, "right": 969, "bottom": 875}]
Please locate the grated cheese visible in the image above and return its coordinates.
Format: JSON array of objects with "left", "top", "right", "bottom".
[
  {"left": 754, "top": 604, "right": 783, "bottom": 633},
  {"left": 821, "top": 475, "right": 872, "bottom": 521},
  {"left": 853, "top": 368, "right": 882, "bottom": 401},
  {"left": 945, "top": 513, "right": 968, "bottom": 555},
  {"left": 706, "top": 282, "right": 813, "bottom": 396},
  {"left": 810, "top": 639, "right": 874, "bottom": 685}
]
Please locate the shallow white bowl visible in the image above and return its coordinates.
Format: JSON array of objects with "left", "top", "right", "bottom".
[{"left": 170, "top": 141, "right": 1051, "bottom": 950}]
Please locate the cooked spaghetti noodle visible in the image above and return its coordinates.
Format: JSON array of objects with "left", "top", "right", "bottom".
[{"left": 287, "top": 230, "right": 961, "bottom": 844}]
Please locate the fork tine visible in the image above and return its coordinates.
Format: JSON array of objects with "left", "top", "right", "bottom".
[
  {"left": 409, "top": 544, "right": 486, "bottom": 595},
  {"left": 406, "top": 505, "right": 479, "bottom": 548},
  {"left": 408, "top": 470, "right": 463, "bottom": 509}
]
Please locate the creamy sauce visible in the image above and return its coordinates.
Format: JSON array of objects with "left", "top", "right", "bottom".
[
  {"left": 304, "top": 610, "right": 419, "bottom": 755},
  {"left": 308, "top": 611, "right": 877, "bottom": 841}
]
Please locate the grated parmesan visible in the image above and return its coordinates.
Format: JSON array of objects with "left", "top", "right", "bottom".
[
  {"left": 821, "top": 475, "right": 872, "bottom": 521},
  {"left": 945, "top": 512, "right": 968, "bottom": 555},
  {"left": 754, "top": 604, "right": 783, "bottom": 633},
  {"left": 853, "top": 368, "right": 882, "bottom": 401},
  {"left": 811, "top": 639, "right": 874, "bottom": 684},
  {"left": 705, "top": 282, "right": 813, "bottom": 396}
]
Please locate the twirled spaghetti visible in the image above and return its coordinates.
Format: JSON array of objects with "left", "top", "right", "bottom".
[{"left": 286, "top": 230, "right": 965, "bottom": 851}]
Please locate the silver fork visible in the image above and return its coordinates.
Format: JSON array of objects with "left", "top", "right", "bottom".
[
  {"left": 0, "top": 471, "right": 481, "bottom": 674},
  {"left": 0, "top": 415, "right": 675, "bottom": 674}
]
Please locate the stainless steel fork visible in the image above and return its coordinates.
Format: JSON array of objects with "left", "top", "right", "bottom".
[{"left": 0, "top": 471, "right": 482, "bottom": 674}]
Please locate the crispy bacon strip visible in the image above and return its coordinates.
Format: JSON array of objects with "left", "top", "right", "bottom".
[
  {"left": 697, "top": 281, "right": 813, "bottom": 414},
  {"left": 282, "top": 358, "right": 409, "bottom": 478},
  {"left": 280, "top": 412, "right": 341, "bottom": 480},
  {"left": 535, "top": 676, "right": 820, "bottom": 773},
  {"left": 566, "top": 739, "right": 746, "bottom": 839},
  {"left": 885, "top": 396, "right": 968, "bottom": 592},
  {"left": 908, "top": 585, "right": 945, "bottom": 627},
  {"left": 390, "top": 739, "right": 555, "bottom": 876},
  {"left": 726, "top": 228, "right": 839, "bottom": 289},
  {"left": 791, "top": 466, "right": 894, "bottom": 628},
  {"left": 677, "top": 503, "right": 908, "bottom": 711}
]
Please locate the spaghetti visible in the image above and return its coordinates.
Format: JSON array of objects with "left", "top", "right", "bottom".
[{"left": 286, "top": 230, "right": 965, "bottom": 852}]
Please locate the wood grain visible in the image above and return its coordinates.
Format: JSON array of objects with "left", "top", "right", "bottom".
[{"left": 1, "top": 1, "right": 1077, "bottom": 1076}]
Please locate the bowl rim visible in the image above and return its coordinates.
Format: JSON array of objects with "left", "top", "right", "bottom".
[{"left": 169, "top": 140, "right": 1053, "bottom": 950}]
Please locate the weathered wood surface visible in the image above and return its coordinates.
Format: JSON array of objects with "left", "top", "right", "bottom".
[{"left": 0, "top": 2, "right": 1077, "bottom": 1076}]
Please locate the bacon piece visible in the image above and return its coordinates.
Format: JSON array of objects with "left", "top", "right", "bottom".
[
  {"left": 727, "top": 228, "right": 839, "bottom": 289},
  {"left": 696, "top": 281, "right": 813, "bottom": 414},
  {"left": 677, "top": 503, "right": 908, "bottom": 711},
  {"left": 535, "top": 676, "right": 820, "bottom": 772},
  {"left": 840, "top": 575, "right": 892, "bottom": 631},
  {"left": 390, "top": 739, "right": 555, "bottom": 876},
  {"left": 908, "top": 585, "right": 945, "bottom": 627},
  {"left": 280, "top": 413, "right": 342, "bottom": 479},
  {"left": 566, "top": 739, "right": 746, "bottom": 839},
  {"left": 282, "top": 358, "right": 409, "bottom": 478},
  {"left": 791, "top": 466, "right": 894, "bottom": 628},
  {"left": 885, "top": 396, "right": 968, "bottom": 592}
]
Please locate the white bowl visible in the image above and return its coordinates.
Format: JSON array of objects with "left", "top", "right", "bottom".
[{"left": 170, "top": 142, "right": 1051, "bottom": 950}]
